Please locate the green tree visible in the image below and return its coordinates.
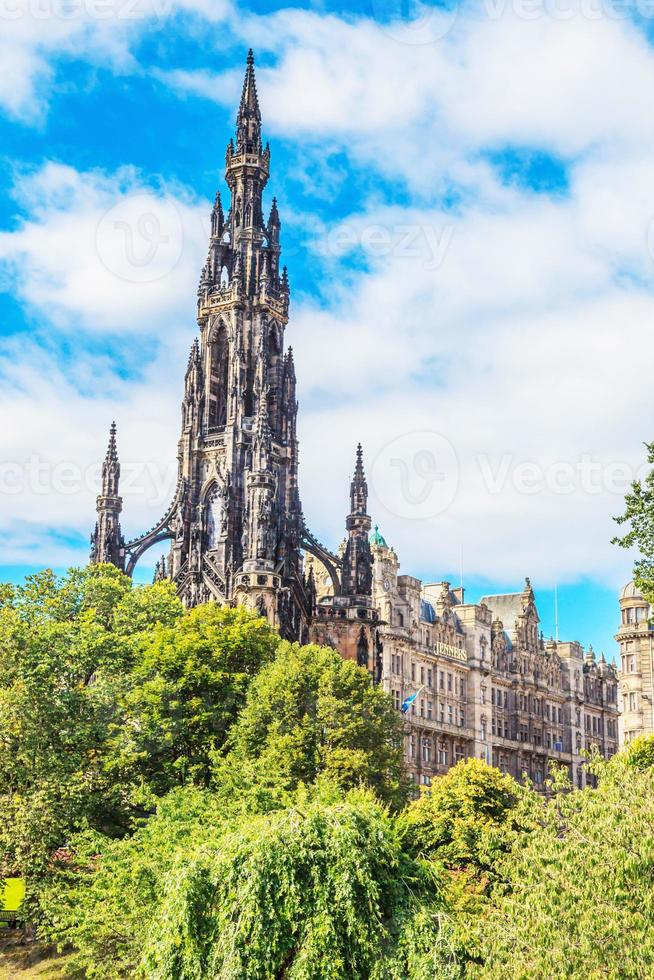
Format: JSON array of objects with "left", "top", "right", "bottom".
[
  {"left": 221, "top": 642, "right": 407, "bottom": 807},
  {"left": 618, "top": 732, "right": 654, "bottom": 770},
  {"left": 41, "top": 786, "right": 221, "bottom": 979},
  {"left": 109, "top": 604, "right": 280, "bottom": 796},
  {"left": 44, "top": 787, "right": 459, "bottom": 980},
  {"left": 0, "top": 565, "right": 183, "bottom": 880},
  {"left": 473, "top": 759, "right": 654, "bottom": 979},
  {"left": 399, "top": 759, "right": 523, "bottom": 877},
  {"left": 613, "top": 439, "right": 654, "bottom": 606}
]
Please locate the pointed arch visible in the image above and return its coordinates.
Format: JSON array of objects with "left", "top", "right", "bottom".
[{"left": 208, "top": 324, "right": 229, "bottom": 430}]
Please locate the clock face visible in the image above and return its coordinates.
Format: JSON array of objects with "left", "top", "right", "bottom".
[{"left": 383, "top": 578, "right": 391, "bottom": 592}]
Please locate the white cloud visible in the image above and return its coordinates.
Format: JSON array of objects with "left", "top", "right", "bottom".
[
  {"left": 0, "top": 0, "right": 234, "bottom": 121},
  {"left": 1, "top": 1, "right": 652, "bottom": 595},
  {"left": 0, "top": 162, "right": 208, "bottom": 333}
]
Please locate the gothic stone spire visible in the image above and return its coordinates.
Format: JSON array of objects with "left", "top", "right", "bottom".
[
  {"left": 342, "top": 444, "right": 373, "bottom": 598},
  {"left": 90, "top": 421, "right": 125, "bottom": 570},
  {"left": 236, "top": 48, "right": 262, "bottom": 154}
]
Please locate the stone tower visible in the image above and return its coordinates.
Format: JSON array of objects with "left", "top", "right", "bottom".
[
  {"left": 90, "top": 52, "right": 309, "bottom": 640},
  {"left": 90, "top": 421, "right": 125, "bottom": 568},
  {"left": 616, "top": 580, "right": 654, "bottom": 744},
  {"left": 90, "top": 50, "right": 381, "bottom": 659}
]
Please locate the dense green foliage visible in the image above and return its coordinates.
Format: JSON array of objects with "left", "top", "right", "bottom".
[
  {"left": 222, "top": 642, "right": 407, "bottom": 806},
  {"left": 474, "top": 758, "right": 654, "bottom": 978},
  {"left": 5, "top": 563, "right": 654, "bottom": 978},
  {"left": 613, "top": 439, "right": 654, "bottom": 604},
  {"left": 111, "top": 603, "right": 280, "bottom": 795},
  {"left": 0, "top": 566, "right": 183, "bottom": 878},
  {"left": 399, "top": 758, "right": 521, "bottom": 876}
]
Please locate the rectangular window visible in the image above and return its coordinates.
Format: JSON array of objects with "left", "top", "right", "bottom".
[
  {"left": 420, "top": 666, "right": 425, "bottom": 684},
  {"left": 439, "top": 702, "right": 445, "bottom": 722},
  {"left": 427, "top": 669, "right": 433, "bottom": 689},
  {"left": 459, "top": 707, "right": 465, "bottom": 727},
  {"left": 439, "top": 671, "right": 445, "bottom": 690},
  {"left": 427, "top": 700, "right": 433, "bottom": 720},
  {"left": 411, "top": 662, "right": 416, "bottom": 682},
  {"left": 448, "top": 704, "right": 453, "bottom": 724},
  {"left": 447, "top": 673, "right": 453, "bottom": 692}
]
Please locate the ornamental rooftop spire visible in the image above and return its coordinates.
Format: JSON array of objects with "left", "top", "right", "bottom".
[
  {"left": 350, "top": 443, "right": 368, "bottom": 516},
  {"left": 102, "top": 421, "right": 120, "bottom": 497},
  {"left": 236, "top": 48, "right": 262, "bottom": 153}
]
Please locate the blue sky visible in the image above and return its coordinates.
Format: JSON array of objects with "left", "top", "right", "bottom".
[{"left": 1, "top": 0, "right": 653, "bottom": 656}]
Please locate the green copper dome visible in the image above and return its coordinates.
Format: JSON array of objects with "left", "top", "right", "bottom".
[{"left": 369, "top": 524, "right": 388, "bottom": 548}]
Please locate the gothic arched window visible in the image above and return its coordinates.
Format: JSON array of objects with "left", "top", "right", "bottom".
[
  {"left": 208, "top": 327, "right": 229, "bottom": 430},
  {"left": 205, "top": 485, "right": 223, "bottom": 550}
]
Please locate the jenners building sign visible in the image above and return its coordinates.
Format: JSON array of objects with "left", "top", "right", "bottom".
[{"left": 434, "top": 641, "right": 468, "bottom": 663}]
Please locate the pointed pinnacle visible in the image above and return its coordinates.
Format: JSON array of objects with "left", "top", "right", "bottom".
[
  {"left": 106, "top": 421, "right": 118, "bottom": 461},
  {"left": 354, "top": 443, "right": 365, "bottom": 479},
  {"left": 239, "top": 48, "right": 260, "bottom": 118}
]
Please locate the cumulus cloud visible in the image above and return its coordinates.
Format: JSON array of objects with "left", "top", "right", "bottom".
[
  {"left": 0, "top": 0, "right": 652, "bottom": 594},
  {"left": 0, "top": 162, "right": 208, "bottom": 334},
  {"left": 0, "top": 0, "right": 234, "bottom": 121}
]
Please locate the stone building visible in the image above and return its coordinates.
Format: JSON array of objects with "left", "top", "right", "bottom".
[
  {"left": 616, "top": 581, "right": 654, "bottom": 744},
  {"left": 309, "top": 530, "right": 619, "bottom": 789},
  {"left": 90, "top": 51, "right": 619, "bottom": 786}
]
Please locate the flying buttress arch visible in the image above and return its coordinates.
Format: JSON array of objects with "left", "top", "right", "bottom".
[{"left": 301, "top": 524, "right": 342, "bottom": 595}]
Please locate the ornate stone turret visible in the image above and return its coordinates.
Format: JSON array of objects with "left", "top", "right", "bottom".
[
  {"left": 90, "top": 422, "right": 125, "bottom": 569},
  {"left": 341, "top": 444, "right": 373, "bottom": 598}
]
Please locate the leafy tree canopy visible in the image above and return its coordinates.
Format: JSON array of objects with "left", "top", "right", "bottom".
[
  {"left": 399, "top": 759, "right": 523, "bottom": 877},
  {"left": 474, "top": 757, "right": 654, "bottom": 979},
  {"left": 108, "top": 604, "right": 281, "bottom": 796},
  {"left": 45, "top": 785, "right": 458, "bottom": 980},
  {"left": 613, "top": 439, "right": 654, "bottom": 605},
  {"left": 0, "top": 565, "right": 183, "bottom": 878},
  {"left": 220, "top": 642, "right": 407, "bottom": 807}
]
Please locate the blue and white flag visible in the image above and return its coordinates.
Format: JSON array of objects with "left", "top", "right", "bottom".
[{"left": 401, "top": 686, "right": 425, "bottom": 714}]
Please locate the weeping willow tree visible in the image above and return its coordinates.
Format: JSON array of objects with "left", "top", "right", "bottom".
[
  {"left": 472, "top": 753, "right": 654, "bottom": 979},
  {"left": 141, "top": 789, "right": 460, "bottom": 980}
]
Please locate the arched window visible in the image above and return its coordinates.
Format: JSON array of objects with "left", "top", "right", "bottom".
[
  {"left": 208, "top": 327, "right": 229, "bottom": 429},
  {"left": 205, "top": 485, "right": 224, "bottom": 550}
]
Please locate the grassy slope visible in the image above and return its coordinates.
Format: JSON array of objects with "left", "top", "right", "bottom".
[{"left": 0, "top": 931, "right": 81, "bottom": 978}]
